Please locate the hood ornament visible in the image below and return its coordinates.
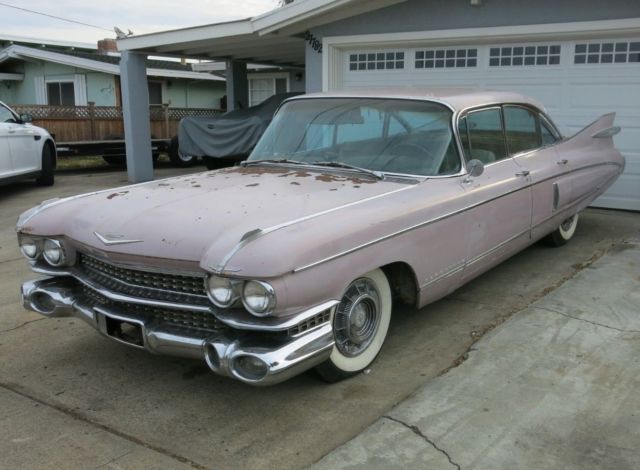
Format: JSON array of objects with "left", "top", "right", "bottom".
[{"left": 94, "top": 232, "right": 143, "bottom": 246}]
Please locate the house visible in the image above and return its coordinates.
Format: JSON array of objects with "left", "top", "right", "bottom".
[
  {"left": 116, "top": 0, "right": 639, "bottom": 211},
  {"left": 0, "top": 35, "right": 225, "bottom": 109}
]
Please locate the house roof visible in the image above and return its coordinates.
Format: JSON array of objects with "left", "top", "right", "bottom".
[
  {"left": 0, "top": 33, "right": 95, "bottom": 51},
  {"left": 0, "top": 44, "right": 224, "bottom": 81},
  {"left": 116, "top": 0, "right": 405, "bottom": 66}
]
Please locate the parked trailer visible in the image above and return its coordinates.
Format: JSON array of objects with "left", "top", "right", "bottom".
[{"left": 55, "top": 139, "right": 170, "bottom": 166}]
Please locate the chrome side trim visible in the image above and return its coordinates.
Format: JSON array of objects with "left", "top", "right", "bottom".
[
  {"left": 295, "top": 161, "right": 622, "bottom": 273},
  {"left": 214, "top": 184, "right": 416, "bottom": 272},
  {"left": 417, "top": 178, "right": 614, "bottom": 290},
  {"left": 213, "top": 300, "right": 339, "bottom": 332}
]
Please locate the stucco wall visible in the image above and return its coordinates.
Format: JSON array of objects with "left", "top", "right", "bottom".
[{"left": 305, "top": 0, "right": 640, "bottom": 92}]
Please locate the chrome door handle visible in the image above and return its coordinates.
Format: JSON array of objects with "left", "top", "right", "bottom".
[
  {"left": 515, "top": 170, "right": 530, "bottom": 177},
  {"left": 557, "top": 159, "right": 568, "bottom": 165}
]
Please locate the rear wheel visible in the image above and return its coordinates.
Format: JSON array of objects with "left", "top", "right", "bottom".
[
  {"left": 544, "top": 213, "right": 579, "bottom": 247},
  {"left": 169, "top": 136, "right": 197, "bottom": 167},
  {"left": 35, "top": 143, "right": 54, "bottom": 186},
  {"left": 316, "top": 268, "right": 392, "bottom": 383}
]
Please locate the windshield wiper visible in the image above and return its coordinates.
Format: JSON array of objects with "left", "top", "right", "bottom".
[
  {"left": 312, "top": 161, "right": 384, "bottom": 180},
  {"left": 241, "top": 158, "right": 307, "bottom": 167}
]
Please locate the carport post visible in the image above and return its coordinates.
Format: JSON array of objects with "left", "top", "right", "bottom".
[
  {"left": 225, "top": 60, "right": 249, "bottom": 111},
  {"left": 120, "top": 50, "right": 154, "bottom": 183}
]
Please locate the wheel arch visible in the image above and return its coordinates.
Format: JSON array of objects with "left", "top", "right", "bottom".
[{"left": 380, "top": 261, "right": 419, "bottom": 308}]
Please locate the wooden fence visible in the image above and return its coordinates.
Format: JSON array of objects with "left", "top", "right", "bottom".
[{"left": 11, "top": 102, "right": 223, "bottom": 143}]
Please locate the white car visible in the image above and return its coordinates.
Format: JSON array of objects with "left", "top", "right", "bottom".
[{"left": 0, "top": 101, "right": 56, "bottom": 186}]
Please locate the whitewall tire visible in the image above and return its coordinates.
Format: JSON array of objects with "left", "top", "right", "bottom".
[
  {"left": 316, "top": 268, "right": 392, "bottom": 382},
  {"left": 545, "top": 213, "right": 579, "bottom": 247}
]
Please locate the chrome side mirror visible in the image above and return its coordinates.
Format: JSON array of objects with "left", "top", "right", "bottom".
[{"left": 464, "top": 159, "right": 484, "bottom": 182}]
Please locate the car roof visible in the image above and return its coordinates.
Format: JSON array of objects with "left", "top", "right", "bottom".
[{"left": 291, "top": 88, "right": 547, "bottom": 113}]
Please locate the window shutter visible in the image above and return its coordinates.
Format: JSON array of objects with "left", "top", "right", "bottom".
[
  {"left": 74, "top": 74, "right": 88, "bottom": 105},
  {"left": 34, "top": 76, "right": 46, "bottom": 104}
]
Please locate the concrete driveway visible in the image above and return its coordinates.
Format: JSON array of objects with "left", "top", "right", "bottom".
[{"left": 1, "top": 169, "right": 639, "bottom": 469}]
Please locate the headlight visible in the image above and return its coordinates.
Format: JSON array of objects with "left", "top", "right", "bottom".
[
  {"left": 206, "top": 275, "right": 240, "bottom": 308},
  {"left": 19, "top": 238, "right": 40, "bottom": 260},
  {"left": 242, "top": 280, "right": 276, "bottom": 317},
  {"left": 43, "top": 239, "right": 66, "bottom": 266}
]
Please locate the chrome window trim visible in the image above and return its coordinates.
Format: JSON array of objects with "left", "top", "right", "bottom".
[{"left": 255, "top": 96, "right": 468, "bottom": 180}]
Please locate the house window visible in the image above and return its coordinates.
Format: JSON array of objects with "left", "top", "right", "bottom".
[
  {"left": 248, "top": 74, "right": 289, "bottom": 107},
  {"left": 148, "top": 81, "right": 163, "bottom": 105},
  {"left": 415, "top": 48, "right": 477, "bottom": 69},
  {"left": 46, "top": 81, "right": 75, "bottom": 106},
  {"left": 489, "top": 44, "right": 561, "bottom": 67},
  {"left": 574, "top": 42, "right": 640, "bottom": 64},
  {"left": 348, "top": 51, "right": 405, "bottom": 71}
]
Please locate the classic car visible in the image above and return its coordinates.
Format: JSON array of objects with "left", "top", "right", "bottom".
[
  {"left": 1, "top": 101, "right": 56, "bottom": 186},
  {"left": 17, "top": 89, "right": 624, "bottom": 385}
]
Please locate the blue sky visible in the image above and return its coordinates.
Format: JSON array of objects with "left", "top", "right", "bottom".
[{"left": 1, "top": 0, "right": 279, "bottom": 44}]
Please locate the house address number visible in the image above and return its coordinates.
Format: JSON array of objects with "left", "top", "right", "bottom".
[{"left": 305, "top": 31, "right": 323, "bottom": 54}]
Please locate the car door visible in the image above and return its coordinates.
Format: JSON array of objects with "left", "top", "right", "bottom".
[
  {"left": 458, "top": 106, "right": 532, "bottom": 283},
  {"left": 0, "top": 105, "right": 14, "bottom": 178},
  {"left": 506, "top": 105, "right": 562, "bottom": 234},
  {"left": 5, "top": 106, "right": 39, "bottom": 174}
]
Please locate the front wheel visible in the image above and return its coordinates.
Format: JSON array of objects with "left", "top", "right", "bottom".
[
  {"left": 316, "top": 268, "right": 392, "bottom": 383},
  {"left": 544, "top": 213, "right": 579, "bottom": 247}
]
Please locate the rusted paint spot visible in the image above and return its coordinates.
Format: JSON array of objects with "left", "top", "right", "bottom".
[{"left": 106, "top": 190, "right": 129, "bottom": 200}]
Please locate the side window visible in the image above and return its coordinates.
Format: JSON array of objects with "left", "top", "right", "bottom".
[
  {"left": 503, "top": 106, "right": 541, "bottom": 155},
  {"left": 540, "top": 119, "right": 558, "bottom": 146},
  {"left": 464, "top": 108, "right": 507, "bottom": 164}
]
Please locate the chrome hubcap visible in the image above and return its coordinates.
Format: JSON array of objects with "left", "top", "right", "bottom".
[
  {"left": 561, "top": 215, "right": 575, "bottom": 231},
  {"left": 334, "top": 278, "right": 381, "bottom": 357}
]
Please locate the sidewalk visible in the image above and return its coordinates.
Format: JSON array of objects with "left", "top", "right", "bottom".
[{"left": 313, "top": 239, "right": 640, "bottom": 470}]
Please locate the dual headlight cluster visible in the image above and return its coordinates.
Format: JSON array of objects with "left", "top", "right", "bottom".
[
  {"left": 19, "top": 237, "right": 69, "bottom": 267},
  {"left": 206, "top": 276, "right": 276, "bottom": 317}
]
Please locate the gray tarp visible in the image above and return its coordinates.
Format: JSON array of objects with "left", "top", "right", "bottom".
[{"left": 178, "top": 93, "right": 302, "bottom": 159}]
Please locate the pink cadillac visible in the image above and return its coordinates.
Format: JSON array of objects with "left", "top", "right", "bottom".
[{"left": 17, "top": 90, "right": 624, "bottom": 385}]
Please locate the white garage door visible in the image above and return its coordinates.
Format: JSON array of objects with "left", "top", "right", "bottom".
[{"left": 340, "top": 38, "right": 640, "bottom": 211}]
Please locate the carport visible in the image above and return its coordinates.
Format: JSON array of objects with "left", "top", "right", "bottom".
[{"left": 116, "top": 0, "right": 393, "bottom": 183}]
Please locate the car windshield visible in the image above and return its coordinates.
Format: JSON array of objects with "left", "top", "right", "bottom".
[{"left": 248, "top": 98, "right": 461, "bottom": 177}]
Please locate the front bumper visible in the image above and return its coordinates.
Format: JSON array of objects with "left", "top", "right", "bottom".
[{"left": 21, "top": 277, "right": 336, "bottom": 385}]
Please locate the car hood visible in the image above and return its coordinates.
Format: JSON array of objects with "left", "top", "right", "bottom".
[{"left": 20, "top": 165, "right": 413, "bottom": 274}]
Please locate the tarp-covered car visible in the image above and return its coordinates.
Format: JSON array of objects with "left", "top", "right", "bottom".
[
  {"left": 171, "top": 92, "right": 302, "bottom": 168},
  {"left": 17, "top": 89, "right": 624, "bottom": 385}
]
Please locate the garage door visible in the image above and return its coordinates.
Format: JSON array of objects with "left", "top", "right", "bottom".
[{"left": 340, "top": 38, "right": 640, "bottom": 211}]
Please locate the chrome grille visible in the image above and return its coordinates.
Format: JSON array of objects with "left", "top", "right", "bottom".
[
  {"left": 81, "top": 286, "right": 224, "bottom": 331},
  {"left": 77, "top": 253, "right": 210, "bottom": 306},
  {"left": 287, "top": 309, "right": 331, "bottom": 337}
]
